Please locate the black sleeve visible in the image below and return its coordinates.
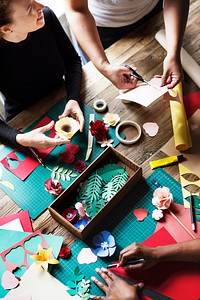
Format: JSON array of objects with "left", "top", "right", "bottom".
[
  {"left": 47, "top": 8, "right": 82, "bottom": 103},
  {"left": 0, "top": 119, "right": 20, "bottom": 146}
]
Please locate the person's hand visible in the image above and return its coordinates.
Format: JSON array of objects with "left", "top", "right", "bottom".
[
  {"left": 102, "top": 64, "right": 138, "bottom": 90},
  {"left": 90, "top": 267, "right": 143, "bottom": 300},
  {"left": 156, "top": 54, "right": 184, "bottom": 89},
  {"left": 119, "top": 242, "right": 159, "bottom": 271},
  {"left": 59, "top": 99, "right": 84, "bottom": 132},
  {"left": 16, "top": 120, "right": 69, "bottom": 149}
]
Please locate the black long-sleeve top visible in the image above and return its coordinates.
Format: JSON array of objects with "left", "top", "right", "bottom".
[{"left": 0, "top": 7, "right": 82, "bottom": 146}]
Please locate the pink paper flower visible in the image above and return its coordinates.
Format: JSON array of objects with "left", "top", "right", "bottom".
[
  {"left": 73, "top": 160, "right": 86, "bottom": 173},
  {"left": 152, "top": 187, "right": 173, "bottom": 210},
  {"left": 44, "top": 179, "right": 62, "bottom": 196},
  {"left": 89, "top": 120, "right": 108, "bottom": 141}
]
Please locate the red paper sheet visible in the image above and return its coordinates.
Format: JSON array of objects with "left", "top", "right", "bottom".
[
  {"left": 1, "top": 149, "right": 39, "bottom": 180},
  {"left": 112, "top": 227, "right": 200, "bottom": 300},
  {"left": 183, "top": 91, "right": 200, "bottom": 119},
  {"left": 0, "top": 211, "right": 33, "bottom": 232}
]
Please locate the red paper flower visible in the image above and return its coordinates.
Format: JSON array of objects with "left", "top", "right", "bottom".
[
  {"left": 89, "top": 120, "right": 108, "bottom": 141},
  {"left": 59, "top": 246, "right": 71, "bottom": 259},
  {"left": 59, "top": 144, "right": 80, "bottom": 164},
  {"left": 73, "top": 160, "right": 86, "bottom": 173},
  {"left": 44, "top": 179, "right": 62, "bottom": 196},
  {"left": 62, "top": 207, "right": 77, "bottom": 223}
]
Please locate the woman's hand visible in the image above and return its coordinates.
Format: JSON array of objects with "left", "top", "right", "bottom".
[
  {"left": 119, "top": 242, "right": 159, "bottom": 270},
  {"left": 16, "top": 120, "right": 69, "bottom": 149},
  {"left": 90, "top": 267, "right": 143, "bottom": 300},
  {"left": 59, "top": 99, "right": 84, "bottom": 132}
]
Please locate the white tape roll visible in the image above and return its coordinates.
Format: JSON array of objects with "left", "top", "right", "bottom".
[
  {"left": 93, "top": 99, "right": 107, "bottom": 112},
  {"left": 115, "top": 120, "right": 142, "bottom": 144}
]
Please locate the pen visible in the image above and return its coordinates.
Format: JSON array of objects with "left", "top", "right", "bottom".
[
  {"left": 28, "top": 147, "right": 46, "bottom": 168},
  {"left": 107, "top": 258, "right": 145, "bottom": 268},
  {"left": 189, "top": 194, "right": 196, "bottom": 231}
]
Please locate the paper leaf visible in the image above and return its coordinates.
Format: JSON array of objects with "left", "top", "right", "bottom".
[
  {"left": 86, "top": 198, "right": 105, "bottom": 218},
  {"left": 78, "top": 172, "right": 104, "bottom": 204},
  {"left": 0, "top": 180, "right": 15, "bottom": 190},
  {"left": 51, "top": 166, "right": 77, "bottom": 181},
  {"left": 66, "top": 267, "right": 90, "bottom": 299},
  {"left": 102, "top": 182, "right": 116, "bottom": 201}
]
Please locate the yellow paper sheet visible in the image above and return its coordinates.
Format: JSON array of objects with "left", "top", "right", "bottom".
[
  {"left": 169, "top": 82, "right": 192, "bottom": 151},
  {"left": 6, "top": 264, "right": 81, "bottom": 300},
  {"left": 178, "top": 164, "right": 200, "bottom": 208}
]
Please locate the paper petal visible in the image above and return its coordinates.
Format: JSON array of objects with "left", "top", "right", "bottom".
[
  {"left": 143, "top": 122, "right": 159, "bottom": 137},
  {"left": 133, "top": 208, "right": 149, "bottom": 221},
  {"left": 108, "top": 246, "right": 116, "bottom": 257},
  {"left": 77, "top": 248, "right": 97, "bottom": 264},
  {"left": 1, "top": 270, "right": 19, "bottom": 290},
  {"left": 107, "top": 235, "right": 115, "bottom": 248}
]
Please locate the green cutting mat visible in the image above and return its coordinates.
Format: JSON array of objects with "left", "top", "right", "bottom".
[
  {"left": 0, "top": 99, "right": 120, "bottom": 219},
  {"left": 52, "top": 168, "right": 183, "bottom": 297}
]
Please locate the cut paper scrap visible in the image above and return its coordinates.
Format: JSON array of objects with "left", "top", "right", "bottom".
[
  {"left": 168, "top": 82, "right": 192, "bottom": 151},
  {"left": 0, "top": 229, "right": 63, "bottom": 298},
  {"left": 178, "top": 164, "right": 200, "bottom": 208},
  {"left": 1, "top": 271, "right": 19, "bottom": 290},
  {"left": 0, "top": 211, "right": 33, "bottom": 232},
  {"left": 6, "top": 264, "right": 81, "bottom": 300},
  {"left": 116, "top": 78, "right": 168, "bottom": 107},
  {"left": 77, "top": 248, "right": 97, "bottom": 264},
  {"left": 155, "top": 203, "right": 200, "bottom": 242},
  {"left": 142, "top": 122, "right": 159, "bottom": 137},
  {"left": 162, "top": 109, "right": 200, "bottom": 177},
  {"left": 183, "top": 91, "right": 200, "bottom": 119},
  {"left": 112, "top": 227, "right": 200, "bottom": 300},
  {"left": 1, "top": 148, "right": 39, "bottom": 181},
  {"left": 0, "top": 229, "right": 63, "bottom": 275},
  {"left": 0, "top": 219, "right": 23, "bottom": 232},
  {"left": 133, "top": 208, "right": 148, "bottom": 221},
  {"left": 31, "top": 116, "right": 56, "bottom": 160}
]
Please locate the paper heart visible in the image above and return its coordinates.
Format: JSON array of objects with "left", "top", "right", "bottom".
[
  {"left": 66, "top": 144, "right": 80, "bottom": 155},
  {"left": 133, "top": 208, "right": 149, "bottom": 221},
  {"left": 1, "top": 270, "right": 19, "bottom": 290},
  {"left": 143, "top": 122, "right": 159, "bottom": 137}
]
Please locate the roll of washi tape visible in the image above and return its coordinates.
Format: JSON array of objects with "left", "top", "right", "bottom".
[
  {"left": 93, "top": 99, "right": 107, "bottom": 112},
  {"left": 115, "top": 120, "right": 142, "bottom": 144}
]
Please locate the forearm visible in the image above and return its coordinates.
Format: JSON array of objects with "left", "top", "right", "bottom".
[
  {"left": 65, "top": 3, "right": 110, "bottom": 73},
  {"left": 163, "top": 0, "right": 189, "bottom": 58},
  {"left": 0, "top": 120, "right": 19, "bottom": 146},
  {"left": 65, "top": 56, "right": 82, "bottom": 103},
  {"left": 156, "top": 239, "right": 200, "bottom": 263}
]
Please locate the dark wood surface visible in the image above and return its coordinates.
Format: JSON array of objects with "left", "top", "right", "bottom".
[{"left": 0, "top": 0, "right": 199, "bottom": 245}]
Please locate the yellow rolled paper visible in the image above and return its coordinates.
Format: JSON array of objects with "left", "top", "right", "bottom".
[{"left": 169, "top": 82, "right": 192, "bottom": 151}]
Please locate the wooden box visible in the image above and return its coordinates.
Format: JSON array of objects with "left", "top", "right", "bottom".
[{"left": 49, "top": 147, "right": 142, "bottom": 240}]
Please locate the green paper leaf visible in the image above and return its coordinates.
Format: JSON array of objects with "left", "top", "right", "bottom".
[
  {"left": 78, "top": 172, "right": 103, "bottom": 205},
  {"left": 67, "top": 289, "right": 77, "bottom": 296},
  {"left": 74, "top": 266, "right": 80, "bottom": 276},
  {"left": 66, "top": 281, "right": 77, "bottom": 289},
  {"left": 102, "top": 181, "right": 116, "bottom": 201}
]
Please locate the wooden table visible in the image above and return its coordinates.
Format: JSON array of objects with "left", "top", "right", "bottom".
[{"left": 0, "top": 0, "right": 199, "bottom": 246}]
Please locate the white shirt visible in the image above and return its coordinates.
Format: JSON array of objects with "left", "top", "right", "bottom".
[{"left": 88, "top": 0, "right": 160, "bottom": 27}]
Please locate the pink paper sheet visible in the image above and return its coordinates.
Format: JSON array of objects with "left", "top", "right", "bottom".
[{"left": 0, "top": 211, "right": 33, "bottom": 232}]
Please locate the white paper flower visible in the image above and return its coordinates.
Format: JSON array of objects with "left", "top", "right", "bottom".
[
  {"left": 103, "top": 113, "right": 120, "bottom": 127},
  {"left": 152, "top": 209, "right": 164, "bottom": 221},
  {"left": 55, "top": 117, "right": 80, "bottom": 139},
  {"left": 97, "top": 139, "right": 114, "bottom": 147}
]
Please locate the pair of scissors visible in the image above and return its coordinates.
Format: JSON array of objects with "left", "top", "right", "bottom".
[
  {"left": 125, "top": 64, "right": 161, "bottom": 91},
  {"left": 125, "top": 64, "right": 149, "bottom": 84}
]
